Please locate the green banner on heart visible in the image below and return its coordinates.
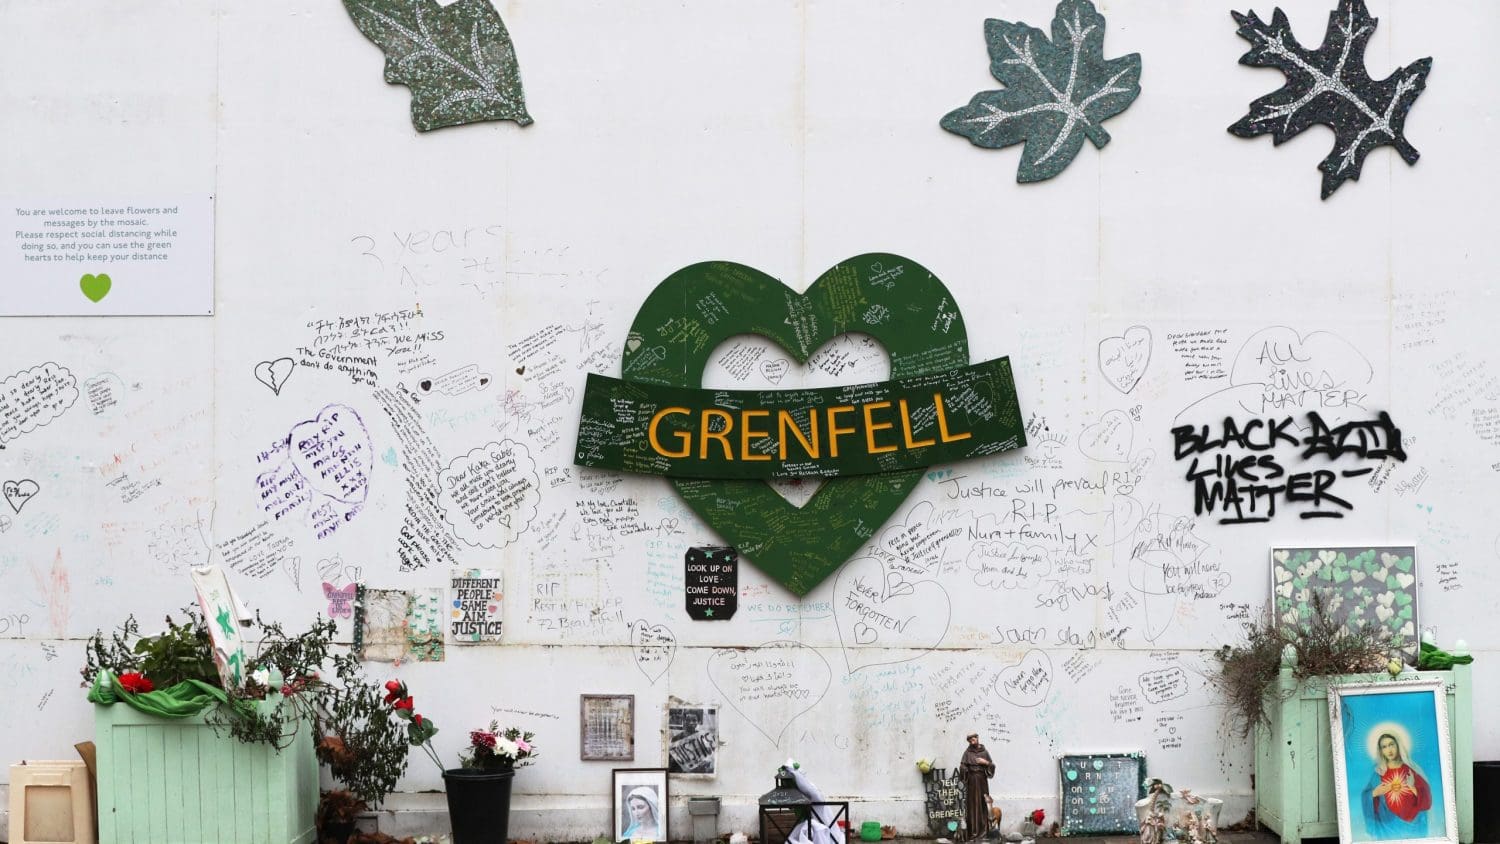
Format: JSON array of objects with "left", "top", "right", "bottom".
[
  {"left": 575, "top": 357, "right": 1023, "bottom": 479},
  {"left": 575, "top": 253, "right": 1028, "bottom": 596}
]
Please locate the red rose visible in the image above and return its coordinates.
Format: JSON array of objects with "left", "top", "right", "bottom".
[
  {"left": 414, "top": 714, "right": 424, "bottom": 727},
  {"left": 118, "top": 672, "right": 154, "bottom": 694},
  {"left": 394, "top": 696, "right": 414, "bottom": 711},
  {"left": 385, "top": 680, "right": 402, "bottom": 692},
  {"left": 1030, "top": 810, "right": 1046, "bottom": 826}
]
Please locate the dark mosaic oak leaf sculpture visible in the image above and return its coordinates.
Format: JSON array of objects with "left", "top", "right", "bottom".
[
  {"left": 343, "top": 0, "right": 531, "bottom": 131},
  {"left": 1228, "top": 0, "right": 1430, "bottom": 199},
  {"left": 941, "top": 0, "right": 1141, "bottom": 183}
]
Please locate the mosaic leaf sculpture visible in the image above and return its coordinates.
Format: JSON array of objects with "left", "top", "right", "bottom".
[
  {"left": 940, "top": 0, "right": 1141, "bottom": 183},
  {"left": 343, "top": 0, "right": 532, "bottom": 131},
  {"left": 1228, "top": 0, "right": 1430, "bottom": 198}
]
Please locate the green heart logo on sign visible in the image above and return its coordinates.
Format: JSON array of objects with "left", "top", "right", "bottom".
[
  {"left": 80, "top": 273, "right": 112, "bottom": 303},
  {"left": 619, "top": 254, "right": 972, "bottom": 595}
]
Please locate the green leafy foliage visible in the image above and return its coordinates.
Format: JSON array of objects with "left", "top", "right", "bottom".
[
  {"left": 343, "top": 0, "right": 532, "bottom": 131},
  {"left": 315, "top": 655, "right": 413, "bottom": 806},
  {"left": 941, "top": 0, "right": 1141, "bottom": 182},
  {"left": 81, "top": 609, "right": 217, "bottom": 688}
]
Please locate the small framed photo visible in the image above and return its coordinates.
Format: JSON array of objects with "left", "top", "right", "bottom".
[
  {"left": 581, "top": 694, "right": 635, "bottom": 761},
  {"left": 665, "top": 704, "right": 718, "bottom": 776},
  {"left": 1328, "top": 678, "right": 1457, "bottom": 844},
  {"left": 612, "top": 767, "right": 669, "bottom": 843}
]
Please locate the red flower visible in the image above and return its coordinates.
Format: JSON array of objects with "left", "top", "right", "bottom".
[
  {"left": 394, "top": 696, "right": 414, "bottom": 712},
  {"left": 384, "top": 680, "right": 405, "bottom": 704},
  {"left": 119, "top": 672, "right": 155, "bottom": 694},
  {"left": 1030, "top": 809, "right": 1046, "bottom": 826},
  {"left": 414, "top": 714, "right": 424, "bottom": 727},
  {"left": 470, "top": 730, "right": 497, "bottom": 749}
]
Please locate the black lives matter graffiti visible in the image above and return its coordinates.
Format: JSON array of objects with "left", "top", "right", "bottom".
[{"left": 1171, "top": 411, "right": 1405, "bottom": 524}]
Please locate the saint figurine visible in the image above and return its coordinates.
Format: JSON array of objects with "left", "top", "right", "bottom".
[{"left": 961, "top": 732, "right": 996, "bottom": 840}]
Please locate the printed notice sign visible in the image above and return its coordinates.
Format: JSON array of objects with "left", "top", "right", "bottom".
[{"left": 1, "top": 195, "right": 214, "bottom": 316}]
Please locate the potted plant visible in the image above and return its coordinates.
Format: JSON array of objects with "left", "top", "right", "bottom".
[
  {"left": 1211, "top": 592, "right": 1474, "bottom": 844},
  {"left": 390, "top": 689, "right": 538, "bottom": 844},
  {"left": 80, "top": 610, "right": 327, "bottom": 844}
]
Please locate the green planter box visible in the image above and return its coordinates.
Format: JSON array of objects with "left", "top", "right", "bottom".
[
  {"left": 1254, "top": 659, "right": 1473, "bottom": 844},
  {"left": 94, "top": 699, "right": 317, "bottom": 844}
]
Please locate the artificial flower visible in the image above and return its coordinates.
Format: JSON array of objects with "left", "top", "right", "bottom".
[
  {"left": 1030, "top": 809, "right": 1046, "bottom": 826},
  {"left": 118, "top": 672, "right": 154, "bottom": 694},
  {"left": 394, "top": 696, "right": 414, "bottom": 712},
  {"left": 384, "top": 679, "right": 408, "bottom": 704}
]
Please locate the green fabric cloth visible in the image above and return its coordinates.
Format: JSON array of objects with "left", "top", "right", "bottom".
[
  {"left": 1418, "top": 640, "right": 1475, "bottom": 670},
  {"left": 87, "top": 670, "right": 233, "bottom": 718}
]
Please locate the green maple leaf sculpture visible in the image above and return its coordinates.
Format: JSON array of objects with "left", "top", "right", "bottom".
[
  {"left": 1227, "top": 0, "right": 1431, "bottom": 199},
  {"left": 941, "top": 0, "right": 1141, "bottom": 183},
  {"left": 343, "top": 0, "right": 532, "bottom": 132}
]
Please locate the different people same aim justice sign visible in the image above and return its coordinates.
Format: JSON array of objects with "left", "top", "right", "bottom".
[{"left": 571, "top": 254, "right": 1029, "bottom": 596}]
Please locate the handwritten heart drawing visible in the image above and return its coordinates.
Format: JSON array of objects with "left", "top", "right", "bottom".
[
  {"left": 3, "top": 479, "right": 39, "bottom": 513},
  {"left": 287, "top": 404, "right": 372, "bottom": 504},
  {"left": 254, "top": 358, "right": 295, "bottom": 396},
  {"left": 760, "top": 358, "right": 790, "bottom": 385},
  {"left": 994, "top": 648, "right": 1053, "bottom": 708},
  {"left": 79, "top": 273, "right": 112, "bottom": 303},
  {"left": 1078, "top": 409, "right": 1133, "bottom": 463},
  {"left": 708, "top": 641, "right": 830, "bottom": 745},
  {"left": 1098, "top": 326, "right": 1152, "bottom": 394},
  {"left": 628, "top": 619, "right": 677, "bottom": 685},
  {"left": 621, "top": 254, "right": 981, "bottom": 596},
  {"left": 832, "top": 555, "right": 951, "bottom": 673}
]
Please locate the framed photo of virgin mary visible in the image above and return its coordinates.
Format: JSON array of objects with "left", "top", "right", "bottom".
[{"left": 1328, "top": 678, "right": 1457, "bottom": 844}]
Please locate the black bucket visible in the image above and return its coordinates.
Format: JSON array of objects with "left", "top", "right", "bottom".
[
  {"left": 444, "top": 767, "right": 515, "bottom": 844},
  {"left": 1477, "top": 762, "right": 1500, "bottom": 843}
]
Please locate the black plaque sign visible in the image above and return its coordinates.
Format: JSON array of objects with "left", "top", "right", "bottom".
[
  {"left": 685, "top": 546, "right": 738, "bottom": 620},
  {"left": 923, "top": 768, "right": 966, "bottom": 838}
]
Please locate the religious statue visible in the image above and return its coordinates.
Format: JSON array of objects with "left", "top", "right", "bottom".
[{"left": 960, "top": 733, "right": 996, "bottom": 840}]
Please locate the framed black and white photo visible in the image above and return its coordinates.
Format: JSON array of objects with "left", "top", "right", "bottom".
[
  {"left": 581, "top": 694, "right": 635, "bottom": 761},
  {"left": 665, "top": 704, "right": 718, "bottom": 775},
  {"left": 613, "top": 768, "right": 669, "bottom": 843}
]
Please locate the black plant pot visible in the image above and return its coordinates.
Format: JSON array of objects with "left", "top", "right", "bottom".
[
  {"left": 444, "top": 767, "right": 515, "bottom": 844},
  {"left": 321, "top": 819, "right": 356, "bottom": 844}
]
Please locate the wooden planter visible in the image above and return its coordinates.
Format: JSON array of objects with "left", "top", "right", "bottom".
[
  {"left": 1254, "top": 655, "right": 1473, "bottom": 844},
  {"left": 94, "top": 699, "right": 317, "bottom": 844}
]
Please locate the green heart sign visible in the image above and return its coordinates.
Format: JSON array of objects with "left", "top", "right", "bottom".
[
  {"left": 613, "top": 254, "right": 1012, "bottom": 595},
  {"left": 79, "top": 273, "right": 112, "bottom": 302}
]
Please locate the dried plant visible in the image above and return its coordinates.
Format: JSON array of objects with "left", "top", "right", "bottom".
[{"left": 1212, "top": 590, "right": 1394, "bottom": 738}]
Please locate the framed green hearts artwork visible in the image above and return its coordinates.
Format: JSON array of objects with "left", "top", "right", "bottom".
[
  {"left": 1270, "top": 546, "right": 1419, "bottom": 661},
  {"left": 574, "top": 253, "right": 1028, "bottom": 596}
]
